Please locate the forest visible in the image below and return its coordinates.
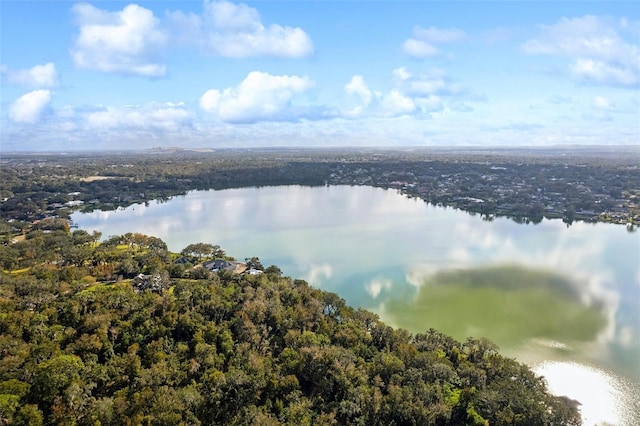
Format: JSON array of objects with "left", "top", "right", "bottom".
[{"left": 0, "top": 220, "right": 582, "bottom": 425}]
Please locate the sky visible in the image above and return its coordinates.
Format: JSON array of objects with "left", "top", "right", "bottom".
[{"left": 1, "top": 0, "right": 639, "bottom": 151}]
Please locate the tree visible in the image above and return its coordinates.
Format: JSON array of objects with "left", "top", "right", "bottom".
[
  {"left": 13, "top": 404, "right": 43, "bottom": 426},
  {"left": 244, "top": 257, "right": 264, "bottom": 270},
  {"left": 0, "top": 245, "right": 19, "bottom": 270},
  {"left": 265, "top": 265, "right": 282, "bottom": 277},
  {"left": 181, "top": 243, "right": 217, "bottom": 260},
  {"left": 0, "top": 232, "right": 583, "bottom": 425},
  {"left": 32, "top": 355, "right": 85, "bottom": 407},
  {"left": 563, "top": 206, "right": 575, "bottom": 225}
]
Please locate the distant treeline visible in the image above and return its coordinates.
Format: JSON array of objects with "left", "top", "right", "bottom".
[{"left": 1, "top": 149, "right": 638, "bottom": 229}]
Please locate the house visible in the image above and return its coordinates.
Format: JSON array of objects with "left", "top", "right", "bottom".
[
  {"left": 133, "top": 273, "right": 169, "bottom": 293},
  {"left": 246, "top": 268, "right": 264, "bottom": 275},
  {"left": 202, "top": 259, "right": 248, "bottom": 274},
  {"left": 203, "top": 259, "right": 235, "bottom": 272}
]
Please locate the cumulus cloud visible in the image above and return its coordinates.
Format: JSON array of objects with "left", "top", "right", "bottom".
[
  {"left": 402, "top": 25, "right": 466, "bottom": 58},
  {"left": 71, "top": 3, "right": 168, "bottom": 76},
  {"left": 523, "top": 15, "right": 640, "bottom": 86},
  {"left": 345, "top": 75, "right": 373, "bottom": 106},
  {"left": 381, "top": 90, "right": 416, "bottom": 115},
  {"left": 9, "top": 90, "right": 52, "bottom": 123},
  {"left": 200, "top": 71, "right": 315, "bottom": 123},
  {"left": 1, "top": 63, "right": 58, "bottom": 87},
  {"left": 344, "top": 76, "right": 416, "bottom": 117},
  {"left": 344, "top": 68, "right": 478, "bottom": 118},
  {"left": 170, "top": 0, "right": 313, "bottom": 58}
]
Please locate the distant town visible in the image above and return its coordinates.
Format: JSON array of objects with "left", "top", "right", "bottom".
[
  {"left": 326, "top": 149, "right": 640, "bottom": 226},
  {"left": 1, "top": 147, "right": 638, "bottom": 238}
]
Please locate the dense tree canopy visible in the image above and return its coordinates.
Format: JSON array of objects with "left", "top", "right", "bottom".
[{"left": 0, "top": 225, "right": 581, "bottom": 425}]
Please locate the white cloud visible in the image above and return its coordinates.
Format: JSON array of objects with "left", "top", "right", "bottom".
[
  {"left": 570, "top": 59, "right": 638, "bottom": 86},
  {"left": 588, "top": 96, "right": 615, "bottom": 121},
  {"left": 343, "top": 75, "right": 424, "bottom": 118},
  {"left": 524, "top": 15, "right": 626, "bottom": 59},
  {"left": 84, "top": 103, "right": 190, "bottom": 130},
  {"left": 189, "top": 0, "right": 313, "bottom": 58},
  {"left": 71, "top": 3, "right": 167, "bottom": 76},
  {"left": 345, "top": 75, "right": 373, "bottom": 106},
  {"left": 402, "top": 25, "right": 466, "bottom": 58},
  {"left": 304, "top": 263, "right": 333, "bottom": 286},
  {"left": 344, "top": 68, "right": 475, "bottom": 118},
  {"left": 1, "top": 63, "right": 58, "bottom": 87},
  {"left": 9, "top": 90, "right": 52, "bottom": 123},
  {"left": 200, "top": 71, "right": 315, "bottom": 123},
  {"left": 391, "top": 67, "right": 412, "bottom": 81},
  {"left": 618, "top": 326, "right": 633, "bottom": 348},
  {"left": 382, "top": 90, "right": 416, "bottom": 116},
  {"left": 523, "top": 15, "right": 640, "bottom": 86},
  {"left": 366, "top": 277, "right": 393, "bottom": 299},
  {"left": 205, "top": 0, "right": 259, "bottom": 31},
  {"left": 592, "top": 96, "right": 612, "bottom": 109},
  {"left": 402, "top": 39, "right": 439, "bottom": 57},
  {"left": 392, "top": 67, "right": 460, "bottom": 96},
  {"left": 343, "top": 76, "right": 371, "bottom": 117},
  {"left": 413, "top": 26, "right": 466, "bottom": 43}
]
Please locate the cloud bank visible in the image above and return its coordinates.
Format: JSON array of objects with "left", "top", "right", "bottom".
[{"left": 523, "top": 15, "right": 640, "bottom": 86}]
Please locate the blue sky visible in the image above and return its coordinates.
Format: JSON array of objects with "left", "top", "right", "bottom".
[{"left": 1, "top": 1, "right": 638, "bottom": 151}]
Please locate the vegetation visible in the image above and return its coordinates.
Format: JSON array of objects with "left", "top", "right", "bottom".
[
  {"left": 1, "top": 147, "right": 638, "bottom": 230},
  {"left": 0, "top": 222, "right": 581, "bottom": 425}
]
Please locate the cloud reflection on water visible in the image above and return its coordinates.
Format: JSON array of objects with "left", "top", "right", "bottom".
[
  {"left": 409, "top": 214, "right": 624, "bottom": 330},
  {"left": 302, "top": 263, "right": 333, "bottom": 287},
  {"left": 72, "top": 186, "right": 639, "bottom": 385},
  {"left": 365, "top": 277, "right": 393, "bottom": 299}
]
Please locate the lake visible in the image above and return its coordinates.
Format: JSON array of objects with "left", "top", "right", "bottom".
[{"left": 72, "top": 185, "right": 640, "bottom": 425}]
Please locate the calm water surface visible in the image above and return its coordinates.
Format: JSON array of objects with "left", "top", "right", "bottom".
[{"left": 72, "top": 185, "right": 640, "bottom": 425}]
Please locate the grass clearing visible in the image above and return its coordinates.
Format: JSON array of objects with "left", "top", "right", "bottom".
[{"left": 79, "top": 176, "right": 117, "bottom": 182}]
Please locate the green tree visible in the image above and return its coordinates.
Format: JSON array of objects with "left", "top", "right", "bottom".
[
  {"left": 32, "top": 355, "right": 85, "bottom": 407},
  {"left": 181, "top": 243, "right": 218, "bottom": 260}
]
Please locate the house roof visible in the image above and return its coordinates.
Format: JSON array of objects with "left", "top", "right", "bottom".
[{"left": 203, "top": 259, "right": 233, "bottom": 271}]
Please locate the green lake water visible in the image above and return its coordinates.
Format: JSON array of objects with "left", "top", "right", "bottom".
[
  {"left": 72, "top": 185, "right": 640, "bottom": 425},
  {"left": 386, "top": 265, "right": 607, "bottom": 346}
]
